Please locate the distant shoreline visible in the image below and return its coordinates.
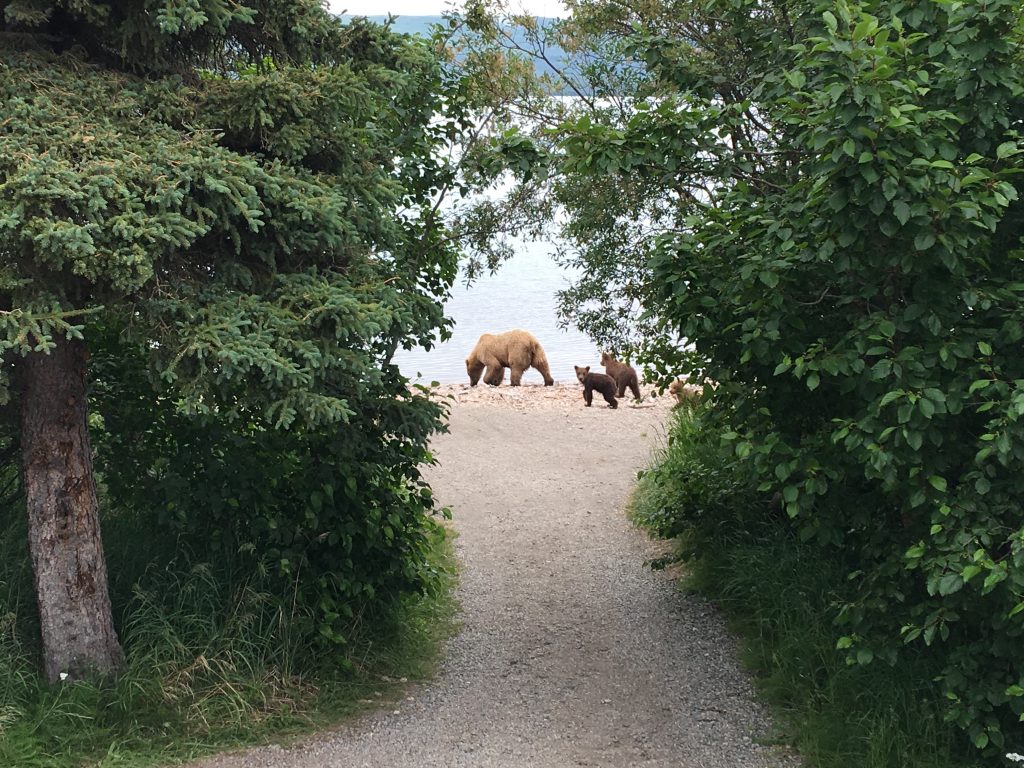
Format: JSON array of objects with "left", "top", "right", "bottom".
[{"left": 419, "top": 382, "right": 676, "bottom": 412}]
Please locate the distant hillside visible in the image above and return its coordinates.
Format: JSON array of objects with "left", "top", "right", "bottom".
[
  {"left": 342, "top": 14, "right": 444, "bottom": 38},
  {"left": 341, "top": 14, "right": 570, "bottom": 80}
]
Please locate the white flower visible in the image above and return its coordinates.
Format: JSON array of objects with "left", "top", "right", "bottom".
[
  {"left": 59, "top": 672, "right": 69, "bottom": 682},
  {"left": 1006, "top": 753, "right": 1024, "bottom": 763}
]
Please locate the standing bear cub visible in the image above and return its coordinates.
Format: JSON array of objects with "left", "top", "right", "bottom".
[
  {"left": 601, "top": 352, "right": 641, "bottom": 401},
  {"left": 669, "top": 378, "right": 702, "bottom": 406},
  {"left": 465, "top": 330, "right": 554, "bottom": 387},
  {"left": 574, "top": 365, "right": 618, "bottom": 408}
]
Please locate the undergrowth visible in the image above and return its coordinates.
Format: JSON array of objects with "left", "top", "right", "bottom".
[
  {"left": 0, "top": 505, "right": 459, "bottom": 768},
  {"left": 630, "top": 408, "right": 984, "bottom": 768}
]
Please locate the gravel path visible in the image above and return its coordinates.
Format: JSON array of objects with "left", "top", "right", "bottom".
[{"left": 190, "top": 384, "right": 796, "bottom": 768}]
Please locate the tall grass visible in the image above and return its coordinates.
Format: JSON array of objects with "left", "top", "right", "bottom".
[
  {"left": 631, "top": 409, "right": 983, "bottom": 768},
  {"left": 0, "top": 501, "right": 459, "bottom": 768}
]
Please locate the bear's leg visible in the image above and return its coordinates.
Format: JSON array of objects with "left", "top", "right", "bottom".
[
  {"left": 467, "top": 359, "right": 485, "bottom": 386},
  {"left": 476, "top": 353, "right": 504, "bottom": 386},
  {"left": 616, "top": 381, "right": 627, "bottom": 397},
  {"left": 629, "top": 378, "right": 641, "bottom": 400},
  {"left": 510, "top": 366, "right": 524, "bottom": 386},
  {"left": 604, "top": 391, "right": 618, "bottom": 408},
  {"left": 583, "top": 385, "right": 593, "bottom": 406},
  {"left": 533, "top": 359, "right": 554, "bottom": 386},
  {"left": 484, "top": 364, "right": 505, "bottom": 386}
]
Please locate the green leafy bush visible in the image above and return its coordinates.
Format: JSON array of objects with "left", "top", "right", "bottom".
[
  {"left": 89, "top": 329, "right": 449, "bottom": 653},
  {"left": 554, "top": 0, "right": 1024, "bottom": 755},
  {"left": 632, "top": 409, "right": 761, "bottom": 543},
  {"left": 633, "top": 410, "right": 983, "bottom": 768}
]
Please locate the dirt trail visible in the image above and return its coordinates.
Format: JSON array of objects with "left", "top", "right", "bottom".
[{"left": 190, "top": 385, "right": 795, "bottom": 768}]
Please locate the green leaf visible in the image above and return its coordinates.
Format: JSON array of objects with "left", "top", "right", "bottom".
[
  {"left": 914, "top": 232, "right": 936, "bottom": 251},
  {"left": 905, "top": 541, "right": 925, "bottom": 559},
  {"left": 907, "top": 430, "right": 923, "bottom": 450},
  {"left": 997, "top": 141, "right": 1020, "bottom": 159},
  {"left": 961, "top": 565, "right": 981, "bottom": 582},
  {"left": 919, "top": 397, "right": 935, "bottom": 418},
  {"left": 785, "top": 70, "right": 806, "bottom": 90},
  {"left": 852, "top": 18, "right": 875, "bottom": 42},
  {"left": 880, "top": 389, "right": 903, "bottom": 407},
  {"left": 893, "top": 200, "right": 911, "bottom": 225},
  {"left": 928, "top": 476, "right": 947, "bottom": 492},
  {"left": 938, "top": 572, "right": 963, "bottom": 596}
]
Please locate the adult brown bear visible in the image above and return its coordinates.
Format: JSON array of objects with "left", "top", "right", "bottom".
[{"left": 465, "top": 330, "right": 555, "bottom": 387}]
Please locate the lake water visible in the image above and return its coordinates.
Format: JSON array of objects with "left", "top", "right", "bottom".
[{"left": 394, "top": 240, "right": 601, "bottom": 385}]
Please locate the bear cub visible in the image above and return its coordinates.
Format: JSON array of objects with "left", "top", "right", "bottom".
[
  {"left": 601, "top": 352, "right": 641, "bottom": 401},
  {"left": 574, "top": 365, "right": 618, "bottom": 408},
  {"left": 669, "top": 378, "right": 701, "bottom": 406}
]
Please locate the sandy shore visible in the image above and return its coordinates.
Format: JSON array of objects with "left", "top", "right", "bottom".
[{"left": 423, "top": 381, "right": 677, "bottom": 413}]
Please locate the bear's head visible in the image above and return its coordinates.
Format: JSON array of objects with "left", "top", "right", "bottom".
[
  {"left": 466, "top": 356, "right": 484, "bottom": 386},
  {"left": 574, "top": 365, "right": 590, "bottom": 384}
]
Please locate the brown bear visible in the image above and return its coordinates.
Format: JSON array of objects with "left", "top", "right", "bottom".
[
  {"left": 465, "top": 330, "right": 554, "bottom": 387},
  {"left": 575, "top": 365, "right": 618, "bottom": 408},
  {"left": 601, "top": 352, "right": 641, "bottom": 401},
  {"left": 669, "top": 378, "right": 702, "bottom": 406}
]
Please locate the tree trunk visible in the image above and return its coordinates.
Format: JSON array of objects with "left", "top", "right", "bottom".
[{"left": 20, "top": 335, "right": 123, "bottom": 682}]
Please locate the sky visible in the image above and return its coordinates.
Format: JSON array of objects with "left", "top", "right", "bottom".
[{"left": 328, "top": 0, "right": 568, "bottom": 18}]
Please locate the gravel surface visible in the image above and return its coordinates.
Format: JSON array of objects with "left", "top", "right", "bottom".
[{"left": 188, "top": 384, "right": 797, "bottom": 768}]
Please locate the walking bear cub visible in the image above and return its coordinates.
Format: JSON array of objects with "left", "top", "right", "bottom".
[
  {"left": 574, "top": 365, "right": 618, "bottom": 408},
  {"left": 600, "top": 352, "right": 641, "bottom": 401}
]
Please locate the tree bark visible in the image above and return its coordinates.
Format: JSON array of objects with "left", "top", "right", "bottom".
[{"left": 20, "top": 335, "right": 123, "bottom": 682}]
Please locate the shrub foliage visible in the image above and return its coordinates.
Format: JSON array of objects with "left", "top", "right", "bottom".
[{"left": 462, "top": 0, "right": 1024, "bottom": 756}]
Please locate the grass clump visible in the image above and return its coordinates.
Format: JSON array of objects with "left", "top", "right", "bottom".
[
  {"left": 630, "top": 408, "right": 984, "bottom": 768},
  {"left": 0, "top": 511, "right": 459, "bottom": 768}
]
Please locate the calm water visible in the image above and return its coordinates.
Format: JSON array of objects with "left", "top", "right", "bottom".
[{"left": 394, "top": 240, "right": 600, "bottom": 385}]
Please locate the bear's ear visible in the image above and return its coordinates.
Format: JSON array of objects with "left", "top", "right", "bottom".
[{"left": 584, "top": 366, "right": 590, "bottom": 374}]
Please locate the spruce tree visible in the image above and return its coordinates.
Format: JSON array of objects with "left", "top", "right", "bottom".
[{"left": 0, "top": 0, "right": 458, "bottom": 682}]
